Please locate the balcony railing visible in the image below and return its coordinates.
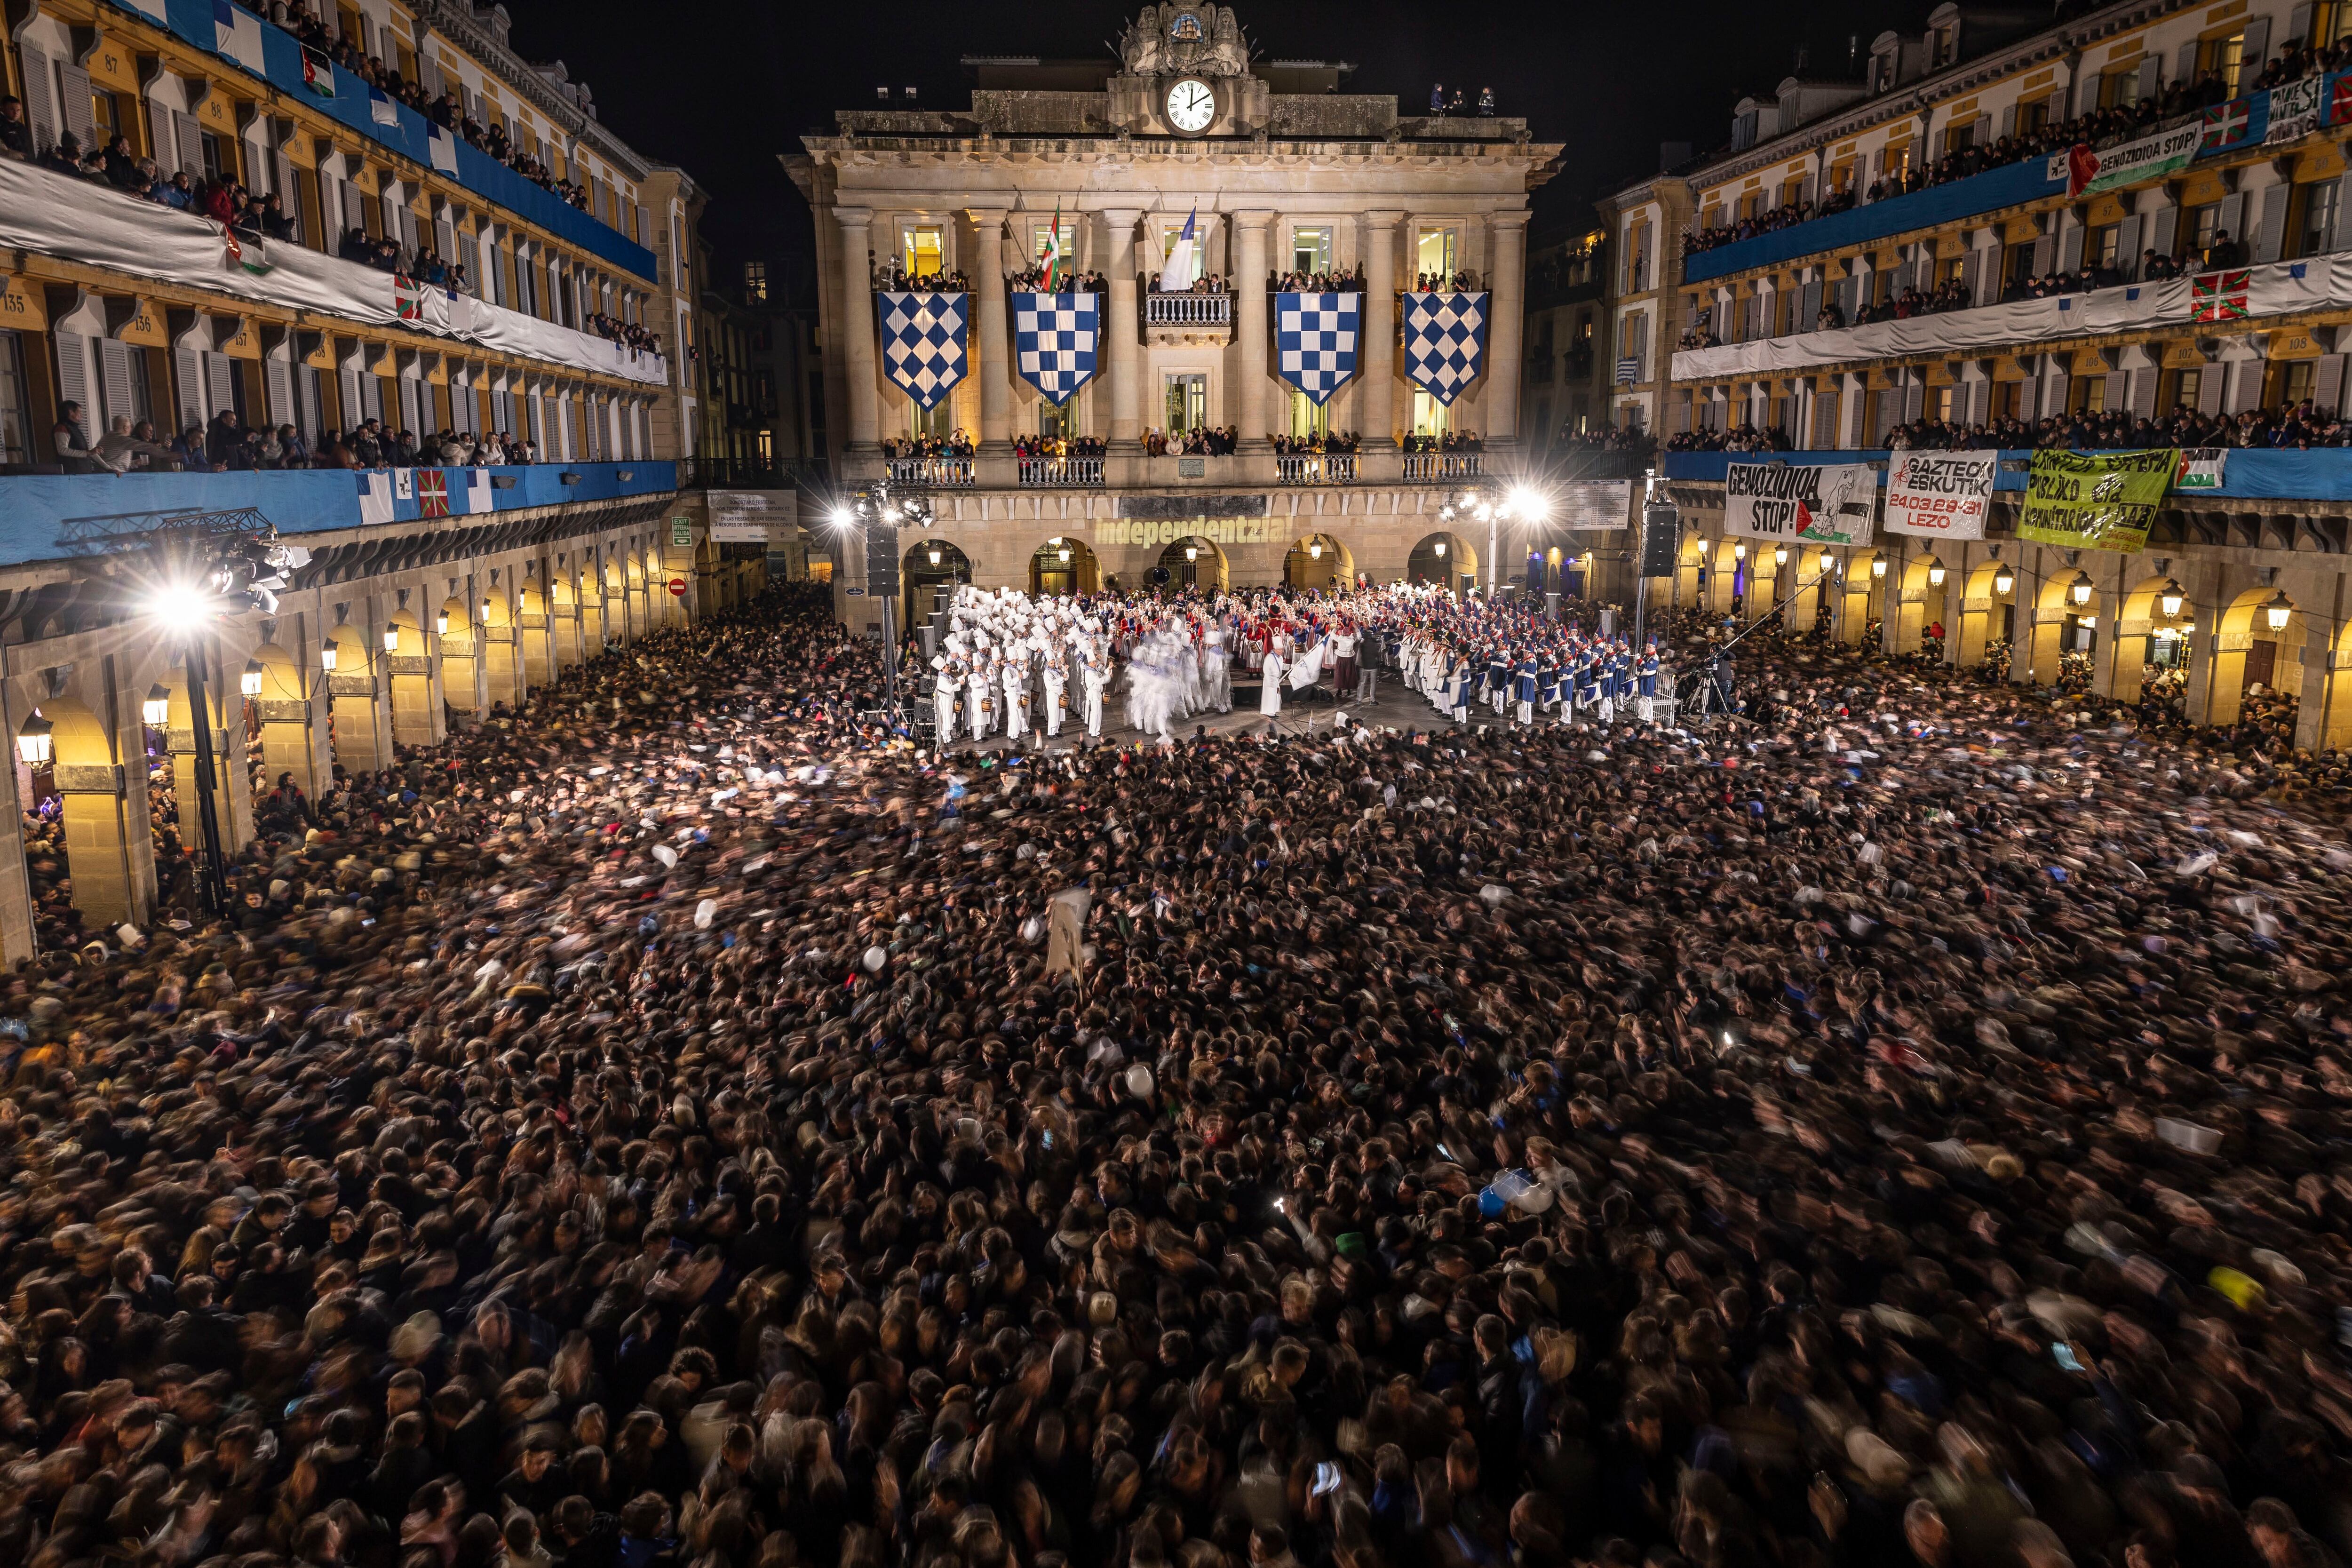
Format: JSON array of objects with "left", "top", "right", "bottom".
[
  {"left": 1402, "top": 453, "right": 1484, "bottom": 480},
  {"left": 889, "top": 457, "right": 975, "bottom": 488},
  {"left": 1018, "top": 458, "right": 1104, "bottom": 487},
  {"left": 1275, "top": 454, "right": 1357, "bottom": 485},
  {"left": 1144, "top": 293, "right": 1233, "bottom": 327}
]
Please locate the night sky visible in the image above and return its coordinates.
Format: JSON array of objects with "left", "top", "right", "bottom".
[{"left": 500, "top": 0, "right": 1907, "bottom": 287}]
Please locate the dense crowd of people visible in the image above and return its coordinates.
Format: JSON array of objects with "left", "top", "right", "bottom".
[
  {"left": 586, "top": 314, "right": 663, "bottom": 357},
  {"left": 1145, "top": 428, "right": 1240, "bottom": 457},
  {"left": 1272, "top": 431, "right": 1362, "bottom": 457},
  {"left": 1663, "top": 399, "right": 2352, "bottom": 453},
  {"left": 876, "top": 265, "right": 971, "bottom": 293},
  {"left": 1664, "top": 423, "right": 1794, "bottom": 454},
  {"left": 10, "top": 574, "right": 2352, "bottom": 1568},
  {"left": 1014, "top": 433, "right": 1107, "bottom": 463},
  {"left": 1271, "top": 266, "right": 1367, "bottom": 293},
  {"left": 880, "top": 432, "right": 977, "bottom": 462},
  {"left": 1005, "top": 270, "right": 1111, "bottom": 295},
  {"left": 53, "top": 403, "right": 539, "bottom": 473},
  {"left": 1399, "top": 431, "right": 1483, "bottom": 456},
  {"left": 1149, "top": 273, "right": 1225, "bottom": 296}
]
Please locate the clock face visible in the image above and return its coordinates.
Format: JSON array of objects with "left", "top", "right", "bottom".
[{"left": 1166, "top": 78, "right": 1216, "bottom": 133}]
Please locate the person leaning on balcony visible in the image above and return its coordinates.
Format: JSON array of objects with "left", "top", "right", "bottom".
[
  {"left": 51, "top": 403, "right": 92, "bottom": 469},
  {"left": 0, "top": 97, "right": 32, "bottom": 161},
  {"left": 152, "top": 170, "right": 194, "bottom": 211},
  {"left": 92, "top": 414, "right": 169, "bottom": 475}
]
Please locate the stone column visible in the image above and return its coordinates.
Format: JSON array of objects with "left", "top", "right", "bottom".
[
  {"left": 1486, "top": 212, "right": 1530, "bottom": 446},
  {"left": 1361, "top": 211, "right": 1402, "bottom": 449},
  {"left": 969, "top": 207, "right": 1011, "bottom": 450},
  {"left": 1102, "top": 208, "right": 1143, "bottom": 450},
  {"left": 837, "top": 208, "right": 882, "bottom": 451},
  {"left": 1234, "top": 210, "right": 1272, "bottom": 451}
]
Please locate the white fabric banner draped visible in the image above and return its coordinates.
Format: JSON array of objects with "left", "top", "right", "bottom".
[
  {"left": 1671, "top": 255, "right": 2352, "bottom": 382},
  {"left": 0, "top": 158, "right": 668, "bottom": 387}
]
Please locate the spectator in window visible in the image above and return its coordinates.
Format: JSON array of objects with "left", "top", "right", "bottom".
[
  {"left": 95, "top": 133, "right": 143, "bottom": 190},
  {"left": 152, "top": 170, "right": 195, "bottom": 210},
  {"left": 205, "top": 409, "right": 245, "bottom": 469},
  {"left": 278, "top": 423, "right": 311, "bottom": 467},
  {"left": 0, "top": 96, "right": 30, "bottom": 160},
  {"left": 51, "top": 402, "right": 90, "bottom": 466},
  {"left": 259, "top": 192, "right": 296, "bottom": 241},
  {"left": 2203, "top": 228, "right": 2244, "bottom": 267},
  {"left": 91, "top": 414, "right": 168, "bottom": 474},
  {"left": 42, "top": 130, "right": 85, "bottom": 177}
]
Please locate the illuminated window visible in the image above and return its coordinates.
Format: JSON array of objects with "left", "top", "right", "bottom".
[
  {"left": 902, "top": 226, "right": 944, "bottom": 279},
  {"left": 743, "top": 261, "right": 767, "bottom": 302},
  {"left": 2202, "top": 31, "right": 2245, "bottom": 97},
  {"left": 1411, "top": 390, "right": 1449, "bottom": 436},
  {"left": 1416, "top": 228, "right": 1457, "bottom": 278},
  {"left": 907, "top": 400, "right": 950, "bottom": 438},
  {"left": 1287, "top": 389, "right": 1327, "bottom": 439},
  {"left": 1290, "top": 227, "right": 1331, "bottom": 274},
  {"left": 1033, "top": 222, "right": 1075, "bottom": 265},
  {"left": 1164, "top": 373, "right": 1206, "bottom": 433}
]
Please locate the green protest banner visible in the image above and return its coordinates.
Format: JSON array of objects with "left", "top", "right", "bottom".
[{"left": 2016, "top": 448, "right": 2177, "bottom": 554}]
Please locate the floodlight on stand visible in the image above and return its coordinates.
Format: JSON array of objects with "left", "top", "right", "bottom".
[
  {"left": 15, "top": 714, "right": 53, "bottom": 769},
  {"left": 2160, "top": 578, "right": 2185, "bottom": 617},
  {"left": 239, "top": 660, "right": 264, "bottom": 698},
  {"left": 142, "top": 684, "right": 172, "bottom": 727},
  {"left": 2266, "top": 589, "right": 2294, "bottom": 631},
  {"left": 2069, "top": 570, "right": 2094, "bottom": 607}
]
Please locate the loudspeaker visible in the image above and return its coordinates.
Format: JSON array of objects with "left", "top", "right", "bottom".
[
  {"left": 1640, "top": 503, "right": 1680, "bottom": 579},
  {"left": 865, "top": 526, "right": 900, "bottom": 596}
]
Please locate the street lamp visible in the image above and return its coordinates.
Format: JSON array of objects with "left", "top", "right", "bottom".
[
  {"left": 14, "top": 715, "right": 52, "bottom": 768},
  {"left": 2266, "top": 589, "right": 2294, "bottom": 631},
  {"left": 1309, "top": 540, "right": 1322, "bottom": 560},
  {"left": 1994, "top": 564, "right": 2015, "bottom": 597},
  {"left": 320, "top": 643, "right": 338, "bottom": 672},
  {"left": 239, "top": 660, "right": 264, "bottom": 699},
  {"left": 1871, "top": 555, "right": 1888, "bottom": 579},
  {"left": 436, "top": 611, "right": 451, "bottom": 636},
  {"left": 2068, "top": 570, "right": 2094, "bottom": 608},
  {"left": 1185, "top": 544, "right": 1199, "bottom": 562},
  {"left": 1058, "top": 545, "right": 1072, "bottom": 564},
  {"left": 142, "top": 685, "right": 171, "bottom": 728},
  {"left": 2159, "top": 579, "right": 2185, "bottom": 618},
  {"left": 1772, "top": 542, "right": 1789, "bottom": 567},
  {"left": 382, "top": 627, "right": 400, "bottom": 654},
  {"left": 1733, "top": 541, "right": 1748, "bottom": 561},
  {"left": 1926, "top": 559, "right": 1947, "bottom": 588}
]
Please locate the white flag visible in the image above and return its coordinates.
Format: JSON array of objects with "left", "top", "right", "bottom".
[
  {"left": 211, "top": 0, "right": 266, "bottom": 72},
  {"left": 1158, "top": 206, "right": 1198, "bottom": 293},
  {"left": 427, "top": 123, "right": 459, "bottom": 174}
]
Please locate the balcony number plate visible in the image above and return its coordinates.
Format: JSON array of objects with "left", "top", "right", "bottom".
[{"left": 1178, "top": 457, "right": 1205, "bottom": 477}]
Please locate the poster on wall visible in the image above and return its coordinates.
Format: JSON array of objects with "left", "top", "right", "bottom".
[
  {"left": 707, "top": 491, "right": 779, "bottom": 543},
  {"left": 1883, "top": 450, "right": 1997, "bottom": 540},
  {"left": 2017, "top": 448, "right": 2177, "bottom": 553},
  {"left": 1723, "top": 462, "right": 1878, "bottom": 547}
]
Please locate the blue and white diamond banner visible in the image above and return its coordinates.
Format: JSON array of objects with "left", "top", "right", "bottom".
[
  {"left": 1010, "top": 291, "right": 1100, "bottom": 406},
  {"left": 1402, "top": 291, "right": 1488, "bottom": 406},
  {"left": 1274, "top": 291, "right": 1360, "bottom": 406},
  {"left": 878, "top": 290, "right": 968, "bottom": 409}
]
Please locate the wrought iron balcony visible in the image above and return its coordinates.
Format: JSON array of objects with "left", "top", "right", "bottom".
[{"left": 1144, "top": 292, "right": 1232, "bottom": 327}]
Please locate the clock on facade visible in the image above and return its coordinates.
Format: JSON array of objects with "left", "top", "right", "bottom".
[{"left": 1165, "top": 77, "right": 1216, "bottom": 134}]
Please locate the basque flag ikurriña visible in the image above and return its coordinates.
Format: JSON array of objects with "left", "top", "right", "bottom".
[{"left": 2192, "top": 269, "right": 2251, "bottom": 322}]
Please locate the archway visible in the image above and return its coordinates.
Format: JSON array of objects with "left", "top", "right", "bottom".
[
  {"left": 1841, "top": 549, "right": 1891, "bottom": 645},
  {"left": 1156, "top": 537, "right": 1228, "bottom": 593},
  {"left": 1031, "top": 536, "right": 1099, "bottom": 597},
  {"left": 578, "top": 563, "right": 606, "bottom": 652},
  {"left": 519, "top": 583, "right": 554, "bottom": 689},
  {"left": 247, "top": 641, "right": 320, "bottom": 805},
  {"left": 1283, "top": 533, "right": 1352, "bottom": 592},
  {"left": 2209, "top": 584, "right": 2307, "bottom": 727},
  {"left": 1406, "top": 531, "right": 1476, "bottom": 594},
  {"left": 22, "top": 699, "right": 139, "bottom": 939},
  {"left": 1676, "top": 533, "right": 1708, "bottom": 609},
  {"left": 548, "top": 578, "right": 580, "bottom": 669},
  {"left": 1894, "top": 553, "right": 1952, "bottom": 656},
  {"left": 439, "top": 596, "right": 480, "bottom": 714},
  {"left": 480, "top": 591, "right": 521, "bottom": 711},
  {"left": 386, "top": 614, "right": 437, "bottom": 746},
  {"left": 905, "top": 539, "right": 971, "bottom": 633},
  {"left": 324, "top": 625, "right": 385, "bottom": 777},
  {"left": 2113, "top": 573, "right": 2193, "bottom": 711},
  {"left": 1957, "top": 557, "right": 2017, "bottom": 672},
  {"left": 2029, "top": 567, "right": 2105, "bottom": 690},
  {"left": 1789, "top": 545, "right": 1832, "bottom": 634}
]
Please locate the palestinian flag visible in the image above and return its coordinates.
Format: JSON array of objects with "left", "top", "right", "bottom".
[
  {"left": 223, "top": 225, "right": 271, "bottom": 275},
  {"left": 2192, "top": 268, "right": 2250, "bottom": 323},
  {"left": 301, "top": 44, "right": 334, "bottom": 97},
  {"left": 395, "top": 272, "right": 424, "bottom": 321}
]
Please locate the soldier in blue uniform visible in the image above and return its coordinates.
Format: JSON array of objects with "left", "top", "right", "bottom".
[
  {"left": 1637, "top": 638, "right": 1661, "bottom": 723},
  {"left": 1485, "top": 643, "right": 1511, "bottom": 716},
  {"left": 1513, "top": 646, "right": 1539, "bottom": 726},
  {"left": 1537, "top": 646, "right": 1561, "bottom": 721}
]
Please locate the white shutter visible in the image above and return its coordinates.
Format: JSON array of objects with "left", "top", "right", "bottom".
[
  {"left": 175, "top": 111, "right": 202, "bottom": 177},
  {"left": 2317, "top": 352, "right": 2347, "bottom": 412},
  {"left": 361, "top": 371, "right": 383, "bottom": 422},
  {"left": 338, "top": 363, "right": 361, "bottom": 427},
  {"left": 1999, "top": 104, "right": 2016, "bottom": 139},
  {"left": 2130, "top": 366, "right": 2158, "bottom": 416},
  {"left": 298, "top": 365, "right": 322, "bottom": 438},
  {"left": 2032, "top": 234, "right": 2055, "bottom": 272},
  {"left": 98, "top": 337, "right": 133, "bottom": 429},
  {"left": 2117, "top": 215, "right": 2142, "bottom": 275},
  {"left": 342, "top": 181, "right": 364, "bottom": 232},
  {"left": 2058, "top": 222, "right": 2084, "bottom": 274},
  {"left": 2335, "top": 174, "right": 2352, "bottom": 251},
  {"left": 1960, "top": 249, "right": 1981, "bottom": 304},
  {"left": 2217, "top": 191, "right": 2246, "bottom": 249},
  {"left": 53, "top": 331, "right": 92, "bottom": 446},
  {"left": 20, "top": 48, "right": 57, "bottom": 154},
  {"left": 266, "top": 358, "right": 292, "bottom": 427},
  {"left": 2151, "top": 205, "right": 2179, "bottom": 260},
  {"left": 2177, "top": 40, "right": 2200, "bottom": 86},
  {"left": 2198, "top": 364, "right": 2225, "bottom": 414},
  {"left": 58, "top": 64, "right": 95, "bottom": 152},
  {"left": 2241, "top": 16, "right": 2272, "bottom": 78},
  {"left": 2137, "top": 57, "right": 2160, "bottom": 100},
  {"left": 174, "top": 347, "right": 205, "bottom": 431},
  {"left": 2255, "top": 183, "right": 2291, "bottom": 264},
  {"left": 205, "top": 353, "right": 234, "bottom": 420},
  {"left": 276, "top": 153, "right": 300, "bottom": 236}
]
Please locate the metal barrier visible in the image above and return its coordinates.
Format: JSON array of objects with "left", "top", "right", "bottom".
[
  {"left": 1275, "top": 454, "right": 1358, "bottom": 484},
  {"left": 887, "top": 457, "right": 975, "bottom": 488},
  {"left": 1017, "top": 457, "right": 1104, "bottom": 487}
]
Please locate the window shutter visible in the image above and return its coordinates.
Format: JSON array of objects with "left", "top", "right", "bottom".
[
  {"left": 2032, "top": 234, "right": 2055, "bottom": 272},
  {"left": 53, "top": 331, "right": 92, "bottom": 444},
  {"left": 2105, "top": 371, "right": 2126, "bottom": 410},
  {"left": 362, "top": 372, "right": 382, "bottom": 422},
  {"left": 2177, "top": 40, "right": 2200, "bottom": 85},
  {"left": 2217, "top": 191, "right": 2246, "bottom": 247},
  {"left": 2318, "top": 352, "right": 2347, "bottom": 411},
  {"left": 98, "top": 337, "right": 133, "bottom": 428},
  {"left": 275, "top": 153, "right": 300, "bottom": 235},
  {"left": 2255, "top": 183, "right": 2290, "bottom": 264},
  {"left": 2334, "top": 174, "right": 2352, "bottom": 251},
  {"left": 298, "top": 365, "right": 321, "bottom": 437},
  {"left": 174, "top": 347, "right": 204, "bottom": 431},
  {"left": 2151, "top": 205, "right": 2179, "bottom": 259},
  {"left": 337, "top": 363, "right": 360, "bottom": 426},
  {"left": 2241, "top": 16, "right": 2272, "bottom": 76},
  {"left": 265, "top": 357, "right": 292, "bottom": 426},
  {"left": 204, "top": 353, "right": 233, "bottom": 419},
  {"left": 58, "top": 64, "right": 95, "bottom": 151},
  {"left": 2198, "top": 363, "right": 2225, "bottom": 414},
  {"left": 2130, "top": 366, "right": 2159, "bottom": 416},
  {"left": 175, "top": 111, "right": 201, "bottom": 176},
  {"left": 1999, "top": 103, "right": 2017, "bottom": 139},
  {"left": 2058, "top": 222, "right": 2084, "bottom": 273},
  {"left": 1960, "top": 249, "right": 1981, "bottom": 303},
  {"left": 2118, "top": 214, "right": 2143, "bottom": 274},
  {"left": 21, "top": 49, "right": 56, "bottom": 153},
  {"left": 2137, "top": 56, "right": 2160, "bottom": 100},
  {"left": 342, "top": 181, "right": 364, "bottom": 232}
]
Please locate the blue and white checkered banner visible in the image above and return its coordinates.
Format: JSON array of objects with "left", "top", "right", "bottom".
[
  {"left": 877, "top": 291, "right": 968, "bottom": 409},
  {"left": 1274, "top": 291, "right": 1360, "bottom": 405},
  {"left": 1402, "top": 291, "right": 1488, "bottom": 406},
  {"left": 1010, "top": 291, "right": 1100, "bottom": 406}
]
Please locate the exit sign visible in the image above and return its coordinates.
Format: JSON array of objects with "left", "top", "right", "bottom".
[{"left": 670, "top": 517, "right": 693, "bottom": 547}]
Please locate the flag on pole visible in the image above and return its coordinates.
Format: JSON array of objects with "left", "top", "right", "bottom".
[
  {"left": 210, "top": 0, "right": 265, "bottom": 72},
  {"left": 368, "top": 84, "right": 400, "bottom": 127},
  {"left": 1040, "top": 202, "right": 1064, "bottom": 292},
  {"left": 301, "top": 45, "right": 336, "bottom": 97},
  {"left": 1158, "top": 206, "right": 1199, "bottom": 293}
]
